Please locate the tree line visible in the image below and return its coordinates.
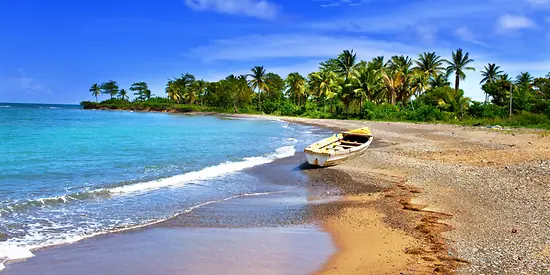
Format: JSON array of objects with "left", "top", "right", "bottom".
[
  {"left": 84, "top": 48, "right": 550, "bottom": 127},
  {"left": 89, "top": 81, "right": 152, "bottom": 102}
]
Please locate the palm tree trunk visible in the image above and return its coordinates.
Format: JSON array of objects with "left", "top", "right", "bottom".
[
  {"left": 455, "top": 73, "right": 460, "bottom": 91},
  {"left": 258, "top": 91, "right": 262, "bottom": 112}
]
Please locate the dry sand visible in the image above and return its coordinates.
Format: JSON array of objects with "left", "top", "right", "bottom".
[{"left": 230, "top": 114, "right": 550, "bottom": 274}]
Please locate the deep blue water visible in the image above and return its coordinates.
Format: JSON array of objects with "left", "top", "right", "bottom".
[{"left": 0, "top": 104, "right": 329, "bottom": 268}]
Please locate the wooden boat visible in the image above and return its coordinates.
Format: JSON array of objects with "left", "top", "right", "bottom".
[{"left": 304, "top": 127, "right": 373, "bottom": 167}]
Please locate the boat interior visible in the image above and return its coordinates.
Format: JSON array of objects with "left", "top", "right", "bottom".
[{"left": 321, "top": 133, "right": 371, "bottom": 151}]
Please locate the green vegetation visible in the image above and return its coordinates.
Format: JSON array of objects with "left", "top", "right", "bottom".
[{"left": 81, "top": 48, "right": 550, "bottom": 129}]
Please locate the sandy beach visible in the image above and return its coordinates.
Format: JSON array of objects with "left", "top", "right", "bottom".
[
  {"left": 4, "top": 114, "right": 550, "bottom": 274},
  {"left": 271, "top": 116, "right": 550, "bottom": 274}
]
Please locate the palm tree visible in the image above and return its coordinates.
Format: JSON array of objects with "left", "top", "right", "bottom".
[
  {"left": 286, "top": 73, "right": 307, "bottom": 105},
  {"left": 307, "top": 72, "right": 322, "bottom": 103},
  {"left": 415, "top": 52, "right": 444, "bottom": 78},
  {"left": 183, "top": 89, "right": 197, "bottom": 104},
  {"left": 118, "top": 89, "right": 129, "bottom": 101},
  {"left": 386, "top": 55, "right": 413, "bottom": 103},
  {"left": 308, "top": 71, "right": 338, "bottom": 112},
  {"left": 101, "top": 80, "right": 119, "bottom": 100},
  {"left": 349, "top": 64, "right": 382, "bottom": 108},
  {"left": 410, "top": 72, "right": 428, "bottom": 99},
  {"left": 429, "top": 73, "right": 451, "bottom": 89},
  {"left": 89, "top": 83, "right": 101, "bottom": 102},
  {"left": 444, "top": 48, "right": 475, "bottom": 92},
  {"left": 371, "top": 56, "right": 386, "bottom": 70},
  {"left": 499, "top": 73, "right": 512, "bottom": 83},
  {"left": 194, "top": 80, "right": 207, "bottom": 106},
  {"left": 382, "top": 69, "right": 404, "bottom": 105},
  {"left": 480, "top": 63, "right": 503, "bottom": 103},
  {"left": 166, "top": 80, "right": 182, "bottom": 103},
  {"left": 480, "top": 64, "right": 503, "bottom": 85},
  {"left": 515, "top": 72, "right": 534, "bottom": 86},
  {"left": 335, "top": 49, "right": 357, "bottom": 80},
  {"left": 318, "top": 71, "right": 339, "bottom": 113},
  {"left": 247, "top": 66, "right": 269, "bottom": 112}
]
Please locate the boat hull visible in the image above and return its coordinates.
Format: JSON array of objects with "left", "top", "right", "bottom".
[
  {"left": 304, "top": 128, "right": 373, "bottom": 167},
  {"left": 305, "top": 146, "right": 368, "bottom": 167}
]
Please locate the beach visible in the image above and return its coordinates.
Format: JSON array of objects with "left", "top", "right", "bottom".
[
  {"left": 3, "top": 114, "right": 550, "bottom": 274},
  {"left": 278, "top": 116, "right": 550, "bottom": 274}
]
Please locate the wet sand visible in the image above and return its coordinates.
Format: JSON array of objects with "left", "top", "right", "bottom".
[
  {"left": 2, "top": 153, "right": 337, "bottom": 275},
  {"left": 230, "top": 114, "right": 550, "bottom": 274},
  {"left": 3, "top": 218, "right": 332, "bottom": 275}
]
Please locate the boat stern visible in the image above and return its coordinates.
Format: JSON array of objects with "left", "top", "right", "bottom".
[{"left": 304, "top": 149, "right": 330, "bottom": 167}]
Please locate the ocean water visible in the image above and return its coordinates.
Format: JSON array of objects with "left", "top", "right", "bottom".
[{"left": 0, "top": 103, "right": 329, "bottom": 270}]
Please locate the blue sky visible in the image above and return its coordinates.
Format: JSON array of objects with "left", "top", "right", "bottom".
[{"left": 0, "top": 0, "right": 548, "bottom": 104}]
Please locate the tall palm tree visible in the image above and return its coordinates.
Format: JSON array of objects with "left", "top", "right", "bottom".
[
  {"left": 183, "top": 89, "right": 197, "bottom": 104},
  {"left": 480, "top": 63, "right": 503, "bottom": 103},
  {"left": 444, "top": 48, "right": 475, "bottom": 92},
  {"left": 308, "top": 71, "right": 338, "bottom": 112},
  {"left": 166, "top": 80, "right": 182, "bottom": 103},
  {"left": 515, "top": 72, "right": 534, "bottom": 86},
  {"left": 118, "top": 89, "right": 129, "bottom": 101},
  {"left": 410, "top": 72, "right": 428, "bottom": 99},
  {"left": 101, "top": 80, "right": 119, "bottom": 100},
  {"left": 194, "top": 80, "right": 207, "bottom": 106},
  {"left": 382, "top": 69, "right": 404, "bottom": 105},
  {"left": 415, "top": 52, "right": 444, "bottom": 78},
  {"left": 349, "top": 64, "right": 382, "bottom": 108},
  {"left": 247, "top": 66, "right": 269, "bottom": 112},
  {"left": 89, "top": 83, "right": 101, "bottom": 102},
  {"left": 386, "top": 55, "right": 414, "bottom": 103},
  {"left": 286, "top": 73, "right": 307, "bottom": 105},
  {"left": 371, "top": 56, "right": 386, "bottom": 70},
  {"left": 480, "top": 63, "right": 503, "bottom": 85},
  {"left": 318, "top": 71, "right": 339, "bottom": 113},
  {"left": 335, "top": 49, "right": 357, "bottom": 80}
]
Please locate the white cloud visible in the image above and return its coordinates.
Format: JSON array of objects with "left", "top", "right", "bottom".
[
  {"left": 497, "top": 14, "right": 536, "bottom": 31},
  {"left": 307, "top": 0, "right": 510, "bottom": 33},
  {"left": 314, "top": 0, "right": 369, "bottom": 8},
  {"left": 526, "top": 0, "right": 550, "bottom": 5},
  {"left": 454, "top": 26, "right": 490, "bottom": 47},
  {"left": 14, "top": 68, "right": 49, "bottom": 93},
  {"left": 183, "top": 0, "right": 278, "bottom": 19},
  {"left": 186, "top": 34, "right": 442, "bottom": 62}
]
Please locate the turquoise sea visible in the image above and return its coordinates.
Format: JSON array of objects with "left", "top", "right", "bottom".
[{"left": 0, "top": 103, "right": 329, "bottom": 269}]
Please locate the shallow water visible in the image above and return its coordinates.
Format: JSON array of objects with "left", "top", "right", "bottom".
[{"left": 0, "top": 104, "right": 331, "bottom": 267}]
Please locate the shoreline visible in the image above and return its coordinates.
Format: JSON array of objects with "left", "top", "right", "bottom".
[
  {"left": 4, "top": 112, "right": 550, "bottom": 274},
  {"left": 271, "top": 115, "right": 550, "bottom": 274},
  {"left": 1, "top": 151, "right": 338, "bottom": 275}
]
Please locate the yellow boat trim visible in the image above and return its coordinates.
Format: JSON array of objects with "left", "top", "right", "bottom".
[
  {"left": 305, "top": 127, "right": 372, "bottom": 154},
  {"left": 345, "top": 127, "right": 372, "bottom": 136}
]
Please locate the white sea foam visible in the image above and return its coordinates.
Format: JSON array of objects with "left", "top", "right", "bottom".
[
  {"left": 105, "top": 145, "right": 296, "bottom": 195},
  {"left": 0, "top": 106, "right": 10, "bottom": 108},
  {"left": 0, "top": 189, "right": 291, "bottom": 270}
]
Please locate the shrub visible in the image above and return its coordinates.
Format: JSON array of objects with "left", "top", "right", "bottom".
[
  {"left": 80, "top": 101, "right": 100, "bottom": 109},
  {"left": 468, "top": 102, "right": 507, "bottom": 119}
]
